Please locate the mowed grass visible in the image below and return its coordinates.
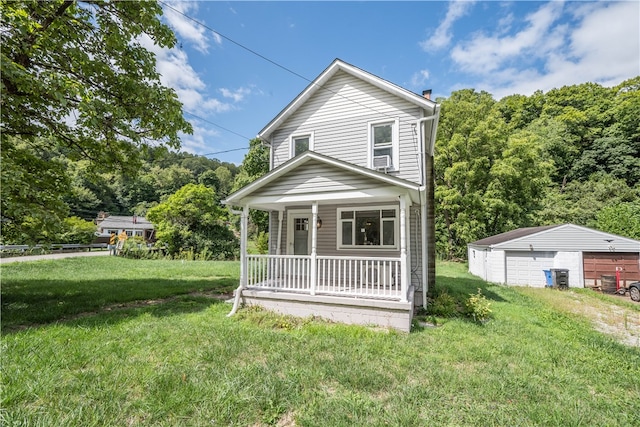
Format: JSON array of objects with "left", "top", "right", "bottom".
[{"left": 2, "top": 258, "right": 639, "bottom": 426}]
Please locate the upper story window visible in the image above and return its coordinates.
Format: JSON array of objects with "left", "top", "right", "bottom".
[
  {"left": 337, "top": 206, "right": 398, "bottom": 249},
  {"left": 368, "top": 118, "right": 399, "bottom": 171},
  {"left": 290, "top": 133, "right": 314, "bottom": 158}
]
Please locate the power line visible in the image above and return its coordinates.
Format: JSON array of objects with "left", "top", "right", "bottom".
[
  {"left": 159, "top": 1, "right": 313, "bottom": 85},
  {"left": 201, "top": 147, "right": 250, "bottom": 157},
  {"left": 159, "top": 1, "right": 417, "bottom": 126},
  {"left": 184, "top": 110, "right": 252, "bottom": 141}
]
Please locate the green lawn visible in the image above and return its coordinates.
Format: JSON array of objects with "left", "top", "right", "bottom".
[{"left": 2, "top": 258, "right": 639, "bottom": 426}]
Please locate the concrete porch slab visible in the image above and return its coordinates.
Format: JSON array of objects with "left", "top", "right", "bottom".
[{"left": 239, "top": 288, "right": 414, "bottom": 332}]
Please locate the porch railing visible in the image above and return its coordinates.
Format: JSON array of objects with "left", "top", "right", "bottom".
[{"left": 246, "top": 254, "right": 403, "bottom": 300}]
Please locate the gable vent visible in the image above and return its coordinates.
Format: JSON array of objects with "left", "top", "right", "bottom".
[{"left": 373, "top": 155, "right": 391, "bottom": 171}]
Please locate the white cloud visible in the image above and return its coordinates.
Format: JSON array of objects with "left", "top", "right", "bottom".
[
  {"left": 220, "top": 86, "right": 253, "bottom": 103},
  {"left": 451, "top": 1, "right": 565, "bottom": 74},
  {"left": 139, "top": 34, "right": 235, "bottom": 115},
  {"left": 179, "top": 124, "right": 220, "bottom": 154},
  {"left": 410, "top": 69, "right": 431, "bottom": 88},
  {"left": 420, "top": 1, "right": 476, "bottom": 51},
  {"left": 162, "top": 1, "right": 217, "bottom": 53},
  {"left": 447, "top": 1, "right": 640, "bottom": 98}
]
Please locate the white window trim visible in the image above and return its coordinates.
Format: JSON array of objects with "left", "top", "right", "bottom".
[
  {"left": 289, "top": 132, "right": 315, "bottom": 158},
  {"left": 368, "top": 118, "right": 400, "bottom": 171},
  {"left": 336, "top": 205, "right": 399, "bottom": 250}
]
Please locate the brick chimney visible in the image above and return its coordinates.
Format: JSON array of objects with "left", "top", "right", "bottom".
[{"left": 422, "top": 89, "right": 432, "bottom": 100}]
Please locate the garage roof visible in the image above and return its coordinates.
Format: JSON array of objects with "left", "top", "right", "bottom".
[
  {"left": 469, "top": 223, "right": 640, "bottom": 252},
  {"left": 471, "top": 225, "right": 559, "bottom": 246}
]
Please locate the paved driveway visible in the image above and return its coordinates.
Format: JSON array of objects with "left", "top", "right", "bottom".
[{"left": 0, "top": 250, "right": 110, "bottom": 264}]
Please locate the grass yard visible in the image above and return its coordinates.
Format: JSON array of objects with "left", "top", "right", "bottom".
[{"left": 2, "top": 258, "right": 639, "bottom": 426}]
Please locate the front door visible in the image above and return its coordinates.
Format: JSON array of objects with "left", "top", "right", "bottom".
[{"left": 287, "top": 210, "right": 311, "bottom": 255}]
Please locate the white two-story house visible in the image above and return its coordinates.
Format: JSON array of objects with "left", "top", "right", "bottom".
[{"left": 224, "top": 59, "right": 440, "bottom": 331}]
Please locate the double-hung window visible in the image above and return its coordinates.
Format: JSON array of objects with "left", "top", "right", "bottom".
[
  {"left": 369, "top": 118, "right": 399, "bottom": 171},
  {"left": 338, "top": 206, "right": 398, "bottom": 249},
  {"left": 290, "top": 133, "right": 314, "bottom": 158}
]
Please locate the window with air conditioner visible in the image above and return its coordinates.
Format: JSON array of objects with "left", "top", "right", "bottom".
[{"left": 368, "top": 119, "right": 399, "bottom": 171}]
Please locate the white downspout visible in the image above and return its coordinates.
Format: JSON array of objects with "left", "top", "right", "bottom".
[
  {"left": 399, "top": 194, "right": 408, "bottom": 303},
  {"left": 228, "top": 205, "right": 249, "bottom": 317},
  {"left": 416, "top": 108, "right": 440, "bottom": 310}
]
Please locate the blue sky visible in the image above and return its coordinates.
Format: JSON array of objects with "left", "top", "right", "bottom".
[{"left": 145, "top": 1, "right": 640, "bottom": 165}]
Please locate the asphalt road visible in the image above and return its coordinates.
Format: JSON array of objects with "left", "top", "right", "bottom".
[{"left": 0, "top": 250, "right": 111, "bottom": 264}]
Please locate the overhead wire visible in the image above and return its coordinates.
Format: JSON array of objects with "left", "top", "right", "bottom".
[{"left": 158, "top": 1, "right": 434, "bottom": 154}]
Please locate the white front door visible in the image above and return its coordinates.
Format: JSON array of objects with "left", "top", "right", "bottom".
[{"left": 287, "top": 210, "right": 311, "bottom": 255}]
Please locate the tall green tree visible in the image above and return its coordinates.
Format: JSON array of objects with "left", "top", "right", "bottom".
[
  {"left": 1, "top": 0, "right": 192, "bottom": 241},
  {"left": 232, "top": 138, "right": 270, "bottom": 233},
  {"left": 146, "top": 184, "right": 238, "bottom": 259},
  {"left": 435, "top": 90, "right": 553, "bottom": 258}
]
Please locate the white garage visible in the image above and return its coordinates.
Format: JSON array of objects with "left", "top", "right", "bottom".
[{"left": 468, "top": 224, "right": 640, "bottom": 288}]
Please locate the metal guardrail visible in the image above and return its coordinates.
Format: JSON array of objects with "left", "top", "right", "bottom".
[{"left": 0, "top": 243, "right": 108, "bottom": 252}]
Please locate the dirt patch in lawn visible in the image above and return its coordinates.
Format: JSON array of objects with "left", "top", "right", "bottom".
[{"left": 529, "top": 289, "right": 640, "bottom": 347}]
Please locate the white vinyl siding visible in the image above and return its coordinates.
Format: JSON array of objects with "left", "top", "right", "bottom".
[
  {"left": 270, "top": 70, "right": 423, "bottom": 184},
  {"left": 251, "top": 160, "right": 381, "bottom": 198}
]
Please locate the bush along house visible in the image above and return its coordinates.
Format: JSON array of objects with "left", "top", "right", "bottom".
[{"left": 223, "top": 59, "right": 440, "bottom": 331}]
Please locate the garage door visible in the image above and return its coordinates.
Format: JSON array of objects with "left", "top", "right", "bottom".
[
  {"left": 506, "top": 251, "right": 555, "bottom": 287},
  {"left": 583, "top": 252, "right": 640, "bottom": 287}
]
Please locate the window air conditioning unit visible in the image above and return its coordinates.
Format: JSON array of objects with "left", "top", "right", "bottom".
[{"left": 373, "top": 155, "right": 391, "bottom": 171}]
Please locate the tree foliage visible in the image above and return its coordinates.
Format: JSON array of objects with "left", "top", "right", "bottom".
[
  {"left": 435, "top": 77, "right": 640, "bottom": 259},
  {"left": 146, "top": 184, "right": 238, "bottom": 260},
  {"left": 232, "top": 138, "right": 270, "bottom": 234},
  {"left": 1, "top": 0, "right": 192, "bottom": 241}
]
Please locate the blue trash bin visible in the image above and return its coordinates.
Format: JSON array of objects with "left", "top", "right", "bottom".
[{"left": 543, "top": 270, "right": 552, "bottom": 287}]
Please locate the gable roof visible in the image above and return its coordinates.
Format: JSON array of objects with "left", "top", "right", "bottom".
[
  {"left": 97, "top": 216, "right": 153, "bottom": 230},
  {"left": 223, "top": 151, "right": 422, "bottom": 209},
  {"left": 471, "top": 225, "right": 559, "bottom": 246},
  {"left": 470, "top": 223, "right": 640, "bottom": 250},
  {"left": 258, "top": 58, "right": 438, "bottom": 140}
]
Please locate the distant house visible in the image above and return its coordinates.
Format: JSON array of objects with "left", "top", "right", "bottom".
[
  {"left": 223, "top": 59, "right": 441, "bottom": 332},
  {"left": 468, "top": 224, "right": 640, "bottom": 288},
  {"left": 96, "top": 215, "right": 155, "bottom": 243}
]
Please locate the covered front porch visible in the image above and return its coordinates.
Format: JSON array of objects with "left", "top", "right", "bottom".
[{"left": 223, "top": 153, "right": 424, "bottom": 331}]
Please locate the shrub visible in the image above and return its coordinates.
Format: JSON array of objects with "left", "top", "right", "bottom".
[
  {"left": 256, "top": 231, "right": 269, "bottom": 254},
  {"left": 428, "top": 291, "right": 459, "bottom": 318},
  {"left": 465, "top": 288, "right": 492, "bottom": 323}
]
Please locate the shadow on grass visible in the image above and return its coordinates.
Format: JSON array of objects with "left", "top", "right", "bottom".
[
  {"left": 435, "top": 273, "right": 507, "bottom": 303},
  {"left": 1, "top": 277, "right": 237, "bottom": 333}
]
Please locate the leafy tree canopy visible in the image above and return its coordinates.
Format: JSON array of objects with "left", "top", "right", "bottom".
[
  {"left": 146, "top": 184, "right": 238, "bottom": 259},
  {"left": 1, "top": 0, "right": 192, "bottom": 241}
]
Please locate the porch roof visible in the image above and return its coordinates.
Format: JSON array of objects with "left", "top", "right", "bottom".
[{"left": 223, "top": 151, "right": 422, "bottom": 211}]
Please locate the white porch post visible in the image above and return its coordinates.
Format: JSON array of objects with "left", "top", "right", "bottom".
[
  {"left": 399, "top": 195, "right": 408, "bottom": 303},
  {"left": 240, "top": 205, "right": 249, "bottom": 287},
  {"left": 227, "top": 205, "right": 249, "bottom": 317},
  {"left": 310, "top": 202, "right": 318, "bottom": 295},
  {"left": 276, "top": 210, "right": 284, "bottom": 255}
]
